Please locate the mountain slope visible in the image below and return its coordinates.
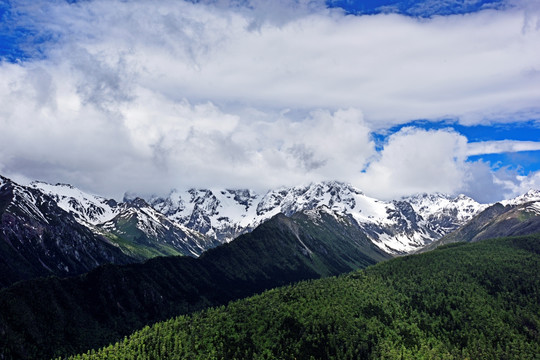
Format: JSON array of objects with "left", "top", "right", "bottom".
[
  {"left": 100, "top": 198, "right": 219, "bottom": 259},
  {"left": 31, "top": 181, "right": 215, "bottom": 258},
  {"left": 68, "top": 234, "right": 540, "bottom": 360},
  {"left": 0, "top": 209, "right": 390, "bottom": 360},
  {"left": 0, "top": 176, "right": 136, "bottom": 288},
  {"left": 424, "top": 193, "right": 540, "bottom": 251},
  {"left": 30, "top": 181, "right": 120, "bottom": 226}
]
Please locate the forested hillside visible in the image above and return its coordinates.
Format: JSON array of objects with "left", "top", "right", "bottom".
[
  {"left": 0, "top": 211, "right": 388, "bottom": 360},
  {"left": 64, "top": 234, "right": 540, "bottom": 360}
]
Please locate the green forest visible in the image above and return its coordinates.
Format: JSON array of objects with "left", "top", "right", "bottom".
[
  {"left": 60, "top": 235, "right": 540, "bottom": 360},
  {"left": 0, "top": 211, "right": 388, "bottom": 360}
]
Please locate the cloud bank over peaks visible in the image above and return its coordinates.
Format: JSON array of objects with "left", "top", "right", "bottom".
[{"left": 0, "top": 0, "right": 538, "bottom": 202}]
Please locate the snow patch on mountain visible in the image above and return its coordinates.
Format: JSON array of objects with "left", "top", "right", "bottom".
[
  {"left": 523, "top": 202, "right": 540, "bottom": 216},
  {"left": 150, "top": 181, "right": 490, "bottom": 254},
  {"left": 30, "top": 181, "right": 119, "bottom": 225},
  {"left": 501, "top": 189, "right": 540, "bottom": 206}
]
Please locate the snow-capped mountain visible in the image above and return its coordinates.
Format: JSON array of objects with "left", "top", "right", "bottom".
[
  {"left": 101, "top": 197, "right": 219, "bottom": 258},
  {"left": 501, "top": 189, "right": 540, "bottom": 206},
  {"left": 424, "top": 191, "right": 540, "bottom": 251},
  {"left": 30, "top": 181, "right": 215, "bottom": 258},
  {"left": 149, "top": 188, "right": 260, "bottom": 242},
  {"left": 403, "top": 193, "right": 487, "bottom": 236},
  {"left": 31, "top": 181, "right": 120, "bottom": 225},
  {"left": 20, "top": 176, "right": 539, "bottom": 255},
  {"left": 150, "top": 181, "right": 488, "bottom": 254}
]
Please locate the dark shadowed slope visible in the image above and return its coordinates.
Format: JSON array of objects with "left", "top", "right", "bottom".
[{"left": 0, "top": 176, "right": 136, "bottom": 288}]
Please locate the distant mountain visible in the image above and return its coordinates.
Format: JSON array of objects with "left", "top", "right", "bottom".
[
  {"left": 6, "top": 173, "right": 540, "bottom": 289},
  {"left": 0, "top": 176, "right": 135, "bottom": 288},
  {"left": 423, "top": 190, "right": 540, "bottom": 251},
  {"left": 0, "top": 209, "right": 390, "bottom": 360},
  {"left": 29, "top": 178, "right": 490, "bottom": 258},
  {"left": 31, "top": 181, "right": 216, "bottom": 259},
  {"left": 149, "top": 188, "right": 261, "bottom": 241},
  {"left": 101, "top": 197, "right": 219, "bottom": 259},
  {"left": 150, "top": 181, "right": 487, "bottom": 254},
  {"left": 30, "top": 181, "right": 121, "bottom": 226},
  {"left": 501, "top": 189, "right": 540, "bottom": 206}
]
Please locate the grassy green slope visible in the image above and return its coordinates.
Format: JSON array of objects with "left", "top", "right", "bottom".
[
  {"left": 102, "top": 227, "right": 184, "bottom": 260},
  {"left": 0, "top": 211, "right": 389, "bottom": 360},
  {"left": 100, "top": 209, "right": 218, "bottom": 260},
  {"left": 68, "top": 235, "right": 540, "bottom": 360}
]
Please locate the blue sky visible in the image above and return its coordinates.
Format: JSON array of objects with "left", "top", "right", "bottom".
[
  {"left": 328, "top": 0, "right": 506, "bottom": 16},
  {"left": 0, "top": 0, "right": 539, "bottom": 202},
  {"left": 372, "top": 119, "right": 540, "bottom": 173}
]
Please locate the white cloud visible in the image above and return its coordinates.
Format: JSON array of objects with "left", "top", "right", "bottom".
[
  {"left": 356, "top": 128, "right": 469, "bottom": 199},
  {"left": 8, "top": 0, "right": 540, "bottom": 123},
  {"left": 0, "top": 63, "right": 375, "bottom": 196},
  {"left": 353, "top": 128, "right": 539, "bottom": 202},
  {"left": 467, "top": 140, "right": 540, "bottom": 156},
  {"left": 1, "top": 0, "right": 539, "bottom": 201},
  {"left": 514, "top": 171, "right": 540, "bottom": 194}
]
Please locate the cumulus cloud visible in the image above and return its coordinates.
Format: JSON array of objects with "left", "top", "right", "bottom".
[
  {"left": 0, "top": 0, "right": 539, "bottom": 201},
  {"left": 356, "top": 128, "right": 469, "bottom": 199},
  {"left": 0, "top": 63, "right": 375, "bottom": 196},
  {"left": 355, "top": 128, "right": 539, "bottom": 202}
]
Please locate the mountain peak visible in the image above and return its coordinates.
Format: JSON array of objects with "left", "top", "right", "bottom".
[
  {"left": 124, "top": 197, "right": 150, "bottom": 208},
  {"left": 502, "top": 189, "right": 540, "bottom": 206},
  {"left": 523, "top": 189, "right": 540, "bottom": 199},
  {"left": 30, "top": 181, "right": 120, "bottom": 226}
]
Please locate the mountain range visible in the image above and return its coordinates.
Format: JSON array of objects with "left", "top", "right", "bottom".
[
  {"left": 1, "top": 173, "right": 540, "bottom": 359},
  {"left": 147, "top": 182, "right": 487, "bottom": 254},
  {"left": 32, "top": 179, "right": 490, "bottom": 255},
  {"left": 3, "top": 174, "right": 540, "bottom": 288},
  {"left": 2, "top": 174, "right": 540, "bottom": 284}
]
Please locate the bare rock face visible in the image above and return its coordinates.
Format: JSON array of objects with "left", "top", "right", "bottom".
[{"left": 0, "top": 176, "right": 135, "bottom": 288}]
